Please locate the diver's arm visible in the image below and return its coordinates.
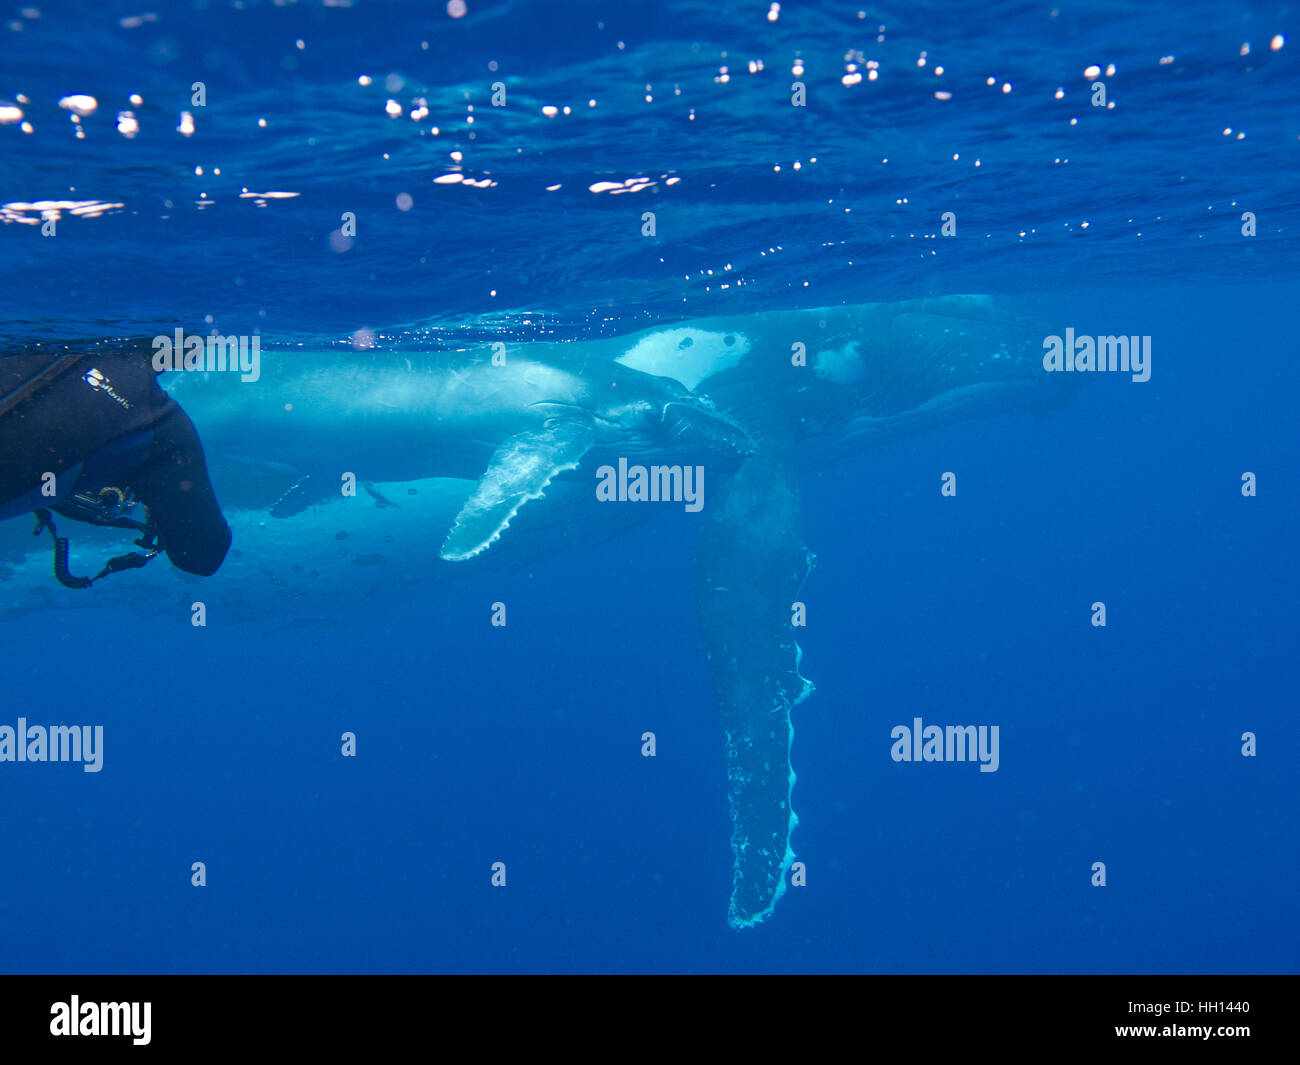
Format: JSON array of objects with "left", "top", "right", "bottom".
[{"left": 130, "top": 404, "right": 232, "bottom": 576}]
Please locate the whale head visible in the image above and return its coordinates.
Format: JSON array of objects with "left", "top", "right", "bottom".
[
  {"left": 793, "top": 297, "right": 1082, "bottom": 453},
  {"left": 585, "top": 366, "right": 756, "bottom": 466},
  {"left": 659, "top": 395, "right": 756, "bottom": 463}
]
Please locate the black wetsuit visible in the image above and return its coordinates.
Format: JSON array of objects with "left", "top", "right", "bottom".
[{"left": 0, "top": 344, "right": 231, "bottom": 577}]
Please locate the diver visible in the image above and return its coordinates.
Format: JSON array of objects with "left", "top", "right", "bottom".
[{"left": 0, "top": 341, "right": 231, "bottom": 587}]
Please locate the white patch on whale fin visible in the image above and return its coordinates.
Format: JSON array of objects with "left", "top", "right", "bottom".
[
  {"left": 616, "top": 328, "right": 750, "bottom": 392},
  {"left": 440, "top": 419, "right": 597, "bottom": 561}
]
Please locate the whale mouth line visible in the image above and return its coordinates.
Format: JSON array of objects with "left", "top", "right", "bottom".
[
  {"left": 529, "top": 399, "right": 592, "bottom": 418},
  {"left": 660, "top": 400, "right": 756, "bottom": 458}
]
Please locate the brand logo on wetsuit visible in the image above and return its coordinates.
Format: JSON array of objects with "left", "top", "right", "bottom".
[{"left": 82, "top": 368, "right": 132, "bottom": 409}]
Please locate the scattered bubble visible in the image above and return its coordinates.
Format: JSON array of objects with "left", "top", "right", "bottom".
[{"left": 59, "top": 94, "right": 97, "bottom": 116}]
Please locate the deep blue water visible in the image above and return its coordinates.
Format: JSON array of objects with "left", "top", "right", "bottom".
[{"left": 1, "top": 0, "right": 1297, "bottom": 973}]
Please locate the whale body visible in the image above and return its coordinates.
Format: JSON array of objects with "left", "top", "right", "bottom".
[{"left": 166, "top": 346, "right": 752, "bottom": 562}]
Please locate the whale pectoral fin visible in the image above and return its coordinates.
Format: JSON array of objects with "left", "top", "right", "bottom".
[
  {"left": 440, "top": 420, "right": 597, "bottom": 561},
  {"left": 697, "top": 419, "right": 813, "bottom": 930},
  {"left": 268, "top": 469, "right": 356, "bottom": 517}
]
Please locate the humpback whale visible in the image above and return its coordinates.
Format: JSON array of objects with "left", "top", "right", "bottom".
[
  {"left": 0, "top": 296, "right": 1069, "bottom": 929},
  {"left": 163, "top": 347, "right": 753, "bottom": 562},
  {"left": 611, "top": 295, "right": 1066, "bottom": 927}
]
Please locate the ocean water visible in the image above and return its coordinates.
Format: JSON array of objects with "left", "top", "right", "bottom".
[{"left": 1, "top": 0, "right": 1296, "bottom": 974}]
